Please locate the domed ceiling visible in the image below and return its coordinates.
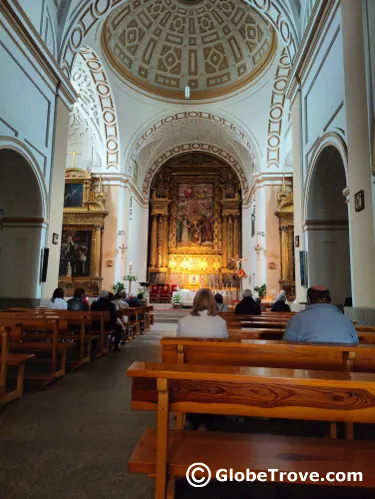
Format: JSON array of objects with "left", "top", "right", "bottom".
[{"left": 102, "top": 0, "right": 276, "bottom": 101}]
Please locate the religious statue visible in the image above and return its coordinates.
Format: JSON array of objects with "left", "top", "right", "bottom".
[{"left": 228, "top": 255, "right": 248, "bottom": 275}]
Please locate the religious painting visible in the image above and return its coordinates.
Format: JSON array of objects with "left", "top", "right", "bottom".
[
  {"left": 59, "top": 230, "right": 91, "bottom": 277},
  {"left": 64, "top": 183, "right": 84, "bottom": 208},
  {"left": 176, "top": 183, "right": 214, "bottom": 247}
]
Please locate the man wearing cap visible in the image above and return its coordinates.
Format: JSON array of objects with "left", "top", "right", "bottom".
[{"left": 283, "top": 286, "right": 358, "bottom": 344}]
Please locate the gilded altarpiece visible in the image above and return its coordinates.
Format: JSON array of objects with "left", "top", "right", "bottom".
[
  {"left": 59, "top": 168, "right": 108, "bottom": 296},
  {"left": 148, "top": 154, "right": 242, "bottom": 288},
  {"left": 275, "top": 184, "right": 295, "bottom": 299}
]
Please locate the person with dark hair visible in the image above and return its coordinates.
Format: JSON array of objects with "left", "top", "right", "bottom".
[
  {"left": 214, "top": 293, "right": 229, "bottom": 312},
  {"left": 234, "top": 289, "right": 261, "bottom": 315},
  {"left": 283, "top": 285, "right": 358, "bottom": 344},
  {"left": 67, "top": 288, "right": 89, "bottom": 311},
  {"left": 177, "top": 289, "right": 228, "bottom": 338},
  {"left": 47, "top": 288, "right": 67, "bottom": 310},
  {"left": 271, "top": 290, "right": 291, "bottom": 312},
  {"left": 91, "top": 291, "right": 121, "bottom": 352},
  {"left": 137, "top": 292, "right": 147, "bottom": 307}
]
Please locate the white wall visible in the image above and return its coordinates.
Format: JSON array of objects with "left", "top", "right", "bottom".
[{"left": 127, "top": 193, "right": 148, "bottom": 294}]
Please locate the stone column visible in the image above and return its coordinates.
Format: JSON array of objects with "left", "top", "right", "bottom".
[
  {"left": 42, "top": 95, "right": 71, "bottom": 298},
  {"left": 341, "top": 0, "right": 375, "bottom": 307},
  {"left": 150, "top": 214, "right": 158, "bottom": 268},
  {"left": 222, "top": 215, "right": 228, "bottom": 268},
  {"left": 291, "top": 88, "right": 305, "bottom": 302}
]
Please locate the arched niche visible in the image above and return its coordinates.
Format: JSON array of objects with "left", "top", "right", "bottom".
[
  {"left": 305, "top": 145, "right": 351, "bottom": 305},
  {"left": 0, "top": 149, "right": 45, "bottom": 300}
]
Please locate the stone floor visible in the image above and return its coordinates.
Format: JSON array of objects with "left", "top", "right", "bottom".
[{"left": 0, "top": 323, "right": 373, "bottom": 499}]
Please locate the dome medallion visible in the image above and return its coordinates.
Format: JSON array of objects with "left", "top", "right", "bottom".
[{"left": 102, "top": 0, "right": 276, "bottom": 101}]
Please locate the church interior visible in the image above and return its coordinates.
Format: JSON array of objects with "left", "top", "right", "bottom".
[{"left": 2, "top": 0, "right": 375, "bottom": 497}]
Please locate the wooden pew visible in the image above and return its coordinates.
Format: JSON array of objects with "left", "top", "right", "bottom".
[
  {"left": 127, "top": 362, "right": 375, "bottom": 498},
  {"left": 161, "top": 337, "right": 375, "bottom": 373},
  {"left": 2, "top": 310, "right": 105, "bottom": 365},
  {"left": 228, "top": 328, "right": 375, "bottom": 344},
  {"left": 0, "top": 326, "right": 35, "bottom": 405},
  {"left": 0, "top": 317, "right": 74, "bottom": 385}
]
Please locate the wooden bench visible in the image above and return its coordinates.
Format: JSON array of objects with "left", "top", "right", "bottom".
[
  {"left": 0, "top": 327, "right": 35, "bottom": 405},
  {"left": 161, "top": 337, "right": 375, "bottom": 372},
  {"left": 0, "top": 317, "right": 74, "bottom": 385},
  {"left": 127, "top": 362, "right": 375, "bottom": 498},
  {"left": 2, "top": 310, "right": 104, "bottom": 366}
]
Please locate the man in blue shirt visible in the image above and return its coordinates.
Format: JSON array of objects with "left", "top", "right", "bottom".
[{"left": 283, "top": 286, "right": 358, "bottom": 344}]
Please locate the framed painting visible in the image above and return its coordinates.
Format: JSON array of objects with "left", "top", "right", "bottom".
[
  {"left": 64, "top": 183, "right": 84, "bottom": 208},
  {"left": 59, "top": 229, "right": 92, "bottom": 277}
]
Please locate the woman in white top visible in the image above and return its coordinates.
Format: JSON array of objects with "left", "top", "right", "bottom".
[
  {"left": 46, "top": 288, "right": 68, "bottom": 310},
  {"left": 177, "top": 288, "right": 228, "bottom": 338},
  {"left": 177, "top": 288, "right": 228, "bottom": 430}
]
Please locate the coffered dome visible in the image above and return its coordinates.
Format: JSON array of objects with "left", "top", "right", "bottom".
[{"left": 102, "top": 0, "right": 276, "bottom": 101}]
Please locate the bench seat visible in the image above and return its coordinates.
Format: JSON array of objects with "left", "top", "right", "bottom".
[{"left": 129, "top": 428, "right": 375, "bottom": 487}]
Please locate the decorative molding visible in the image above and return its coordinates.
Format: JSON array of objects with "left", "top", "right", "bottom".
[
  {"left": 78, "top": 47, "right": 120, "bottom": 170},
  {"left": 142, "top": 143, "right": 249, "bottom": 198},
  {"left": 128, "top": 111, "right": 257, "bottom": 175},
  {"left": 2, "top": 0, "right": 77, "bottom": 107},
  {"left": 266, "top": 47, "right": 290, "bottom": 168},
  {"left": 59, "top": 0, "right": 298, "bottom": 78},
  {"left": 101, "top": 0, "right": 276, "bottom": 101}
]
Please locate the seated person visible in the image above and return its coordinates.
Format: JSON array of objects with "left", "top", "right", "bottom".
[
  {"left": 234, "top": 289, "right": 261, "bottom": 315},
  {"left": 177, "top": 288, "right": 228, "bottom": 430},
  {"left": 271, "top": 290, "right": 291, "bottom": 312},
  {"left": 177, "top": 288, "right": 228, "bottom": 338},
  {"left": 112, "top": 291, "right": 129, "bottom": 333},
  {"left": 214, "top": 293, "right": 229, "bottom": 312},
  {"left": 112, "top": 291, "right": 129, "bottom": 310},
  {"left": 46, "top": 287, "right": 67, "bottom": 310},
  {"left": 283, "top": 286, "right": 358, "bottom": 344},
  {"left": 67, "top": 288, "right": 89, "bottom": 311},
  {"left": 126, "top": 294, "right": 142, "bottom": 308},
  {"left": 137, "top": 292, "right": 148, "bottom": 307},
  {"left": 91, "top": 291, "right": 121, "bottom": 351}
]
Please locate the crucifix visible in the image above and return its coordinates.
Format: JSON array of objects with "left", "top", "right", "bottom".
[{"left": 67, "top": 150, "right": 81, "bottom": 168}]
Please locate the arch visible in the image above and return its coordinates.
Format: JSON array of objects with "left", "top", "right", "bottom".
[
  {"left": 59, "top": 0, "right": 299, "bottom": 78},
  {"left": 142, "top": 143, "right": 249, "bottom": 198},
  {"left": 266, "top": 47, "right": 291, "bottom": 169},
  {"left": 127, "top": 110, "right": 259, "bottom": 180},
  {"left": 303, "top": 131, "right": 348, "bottom": 223},
  {"left": 0, "top": 136, "right": 48, "bottom": 219},
  {"left": 0, "top": 143, "right": 47, "bottom": 300},
  {"left": 70, "top": 46, "right": 120, "bottom": 170},
  {"left": 304, "top": 142, "right": 351, "bottom": 304}
]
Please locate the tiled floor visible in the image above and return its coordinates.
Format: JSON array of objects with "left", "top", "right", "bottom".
[{"left": 0, "top": 323, "right": 373, "bottom": 499}]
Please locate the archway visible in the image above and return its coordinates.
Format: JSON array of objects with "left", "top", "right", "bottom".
[
  {"left": 305, "top": 145, "right": 351, "bottom": 305},
  {"left": 0, "top": 149, "right": 45, "bottom": 300}
]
